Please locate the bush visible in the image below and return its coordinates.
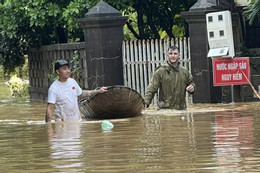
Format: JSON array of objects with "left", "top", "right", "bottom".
[{"left": 5, "top": 75, "right": 29, "bottom": 99}]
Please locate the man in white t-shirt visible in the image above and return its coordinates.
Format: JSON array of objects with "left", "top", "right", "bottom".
[{"left": 45, "top": 59, "right": 107, "bottom": 122}]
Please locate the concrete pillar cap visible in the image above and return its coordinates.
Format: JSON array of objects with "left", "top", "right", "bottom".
[
  {"left": 85, "top": 0, "right": 121, "bottom": 18},
  {"left": 190, "top": 0, "right": 217, "bottom": 11}
]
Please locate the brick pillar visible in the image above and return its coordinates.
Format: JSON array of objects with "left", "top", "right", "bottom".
[
  {"left": 181, "top": 1, "right": 221, "bottom": 103},
  {"left": 78, "top": 1, "right": 127, "bottom": 89},
  {"left": 181, "top": 0, "right": 242, "bottom": 103}
]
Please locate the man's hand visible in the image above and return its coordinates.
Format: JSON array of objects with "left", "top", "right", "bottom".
[
  {"left": 99, "top": 86, "right": 108, "bottom": 93},
  {"left": 79, "top": 87, "right": 108, "bottom": 99},
  {"left": 186, "top": 85, "right": 194, "bottom": 93},
  {"left": 143, "top": 103, "right": 149, "bottom": 109}
]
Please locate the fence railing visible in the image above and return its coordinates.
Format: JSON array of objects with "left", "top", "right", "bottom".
[{"left": 122, "top": 37, "right": 191, "bottom": 105}]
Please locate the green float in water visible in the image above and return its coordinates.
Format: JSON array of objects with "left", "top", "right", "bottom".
[{"left": 101, "top": 120, "right": 114, "bottom": 131}]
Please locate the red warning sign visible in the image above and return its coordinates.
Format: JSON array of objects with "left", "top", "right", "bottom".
[{"left": 212, "top": 57, "right": 250, "bottom": 86}]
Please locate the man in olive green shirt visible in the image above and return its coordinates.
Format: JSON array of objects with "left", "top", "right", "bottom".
[{"left": 144, "top": 45, "right": 195, "bottom": 110}]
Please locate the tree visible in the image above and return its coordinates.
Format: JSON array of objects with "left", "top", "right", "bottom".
[
  {"left": 243, "top": 0, "right": 260, "bottom": 25},
  {"left": 0, "top": 0, "right": 196, "bottom": 74},
  {"left": 0, "top": 0, "right": 96, "bottom": 74},
  {"left": 107, "top": 0, "right": 197, "bottom": 39}
]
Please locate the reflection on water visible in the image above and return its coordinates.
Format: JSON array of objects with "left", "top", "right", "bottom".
[
  {"left": 214, "top": 110, "right": 257, "bottom": 172},
  {"left": 48, "top": 122, "right": 83, "bottom": 172},
  {"left": 1, "top": 82, "right": 260, "bottom": 172}
]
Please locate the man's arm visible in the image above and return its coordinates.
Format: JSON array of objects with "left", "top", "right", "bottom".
[
  {"left": 78, "top": 86, "right": 108, "bottom": 100},
  {"left": 45, "top": 103, "right": 55, "bottom": 123}
]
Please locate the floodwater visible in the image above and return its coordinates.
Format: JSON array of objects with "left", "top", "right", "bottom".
[{"left": 1, "top": 81, "right": 260, "bottom": 172}]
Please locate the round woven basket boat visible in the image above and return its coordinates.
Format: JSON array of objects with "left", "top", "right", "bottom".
[{"left": 79, "top": 86, "right": 145, "bottom": 119}]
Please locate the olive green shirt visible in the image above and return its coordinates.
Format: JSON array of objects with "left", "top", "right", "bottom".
[{"left": 144, "top": 61, "right": 195, "bottom": 110}]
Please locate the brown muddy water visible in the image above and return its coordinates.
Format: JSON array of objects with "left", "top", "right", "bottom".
[{"left": 1, "top": 81, "right": 260, "bottom": 172}]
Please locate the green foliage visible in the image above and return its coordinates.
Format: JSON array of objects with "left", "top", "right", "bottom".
[
  {"left": 106, "top": 0, "right": 197, "bottom": 39},
  {"left": 0, "top": 55, "right": 28, "bottom": 80},
  {"left": 70, "top": 51, "right": 81, "bottom": 77},
  {"left": 122, "top": 7, "right": 138, "bottom": 40},
  {"left": 243, "top": 0, "right": 260, "bottom": 25},
  {"left": 21, "top": 56, "right": 29, "bottom": 79},
  {"left": 0, "top": 0, "right": 92, "bottom": 74},
  {"left": 70, "top": 50, "right": 83, "bottom": 88},
  {"left": 6, "top": 74, "right": 29, "bottom": 99},
  {"left": 0, "top": 0, "right": 197, "bottom": 74}
]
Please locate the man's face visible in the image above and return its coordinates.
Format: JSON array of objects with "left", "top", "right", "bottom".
[
  {"left": 56, "top": 65, "right": 70, "bottom": 80},
  {"left": 167, "top": 49, "right": 180, "bottom": 65}
]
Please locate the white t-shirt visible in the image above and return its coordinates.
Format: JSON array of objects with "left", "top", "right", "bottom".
[{"left": 47, "top": 78, "right": 83, "bottom": 122}]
